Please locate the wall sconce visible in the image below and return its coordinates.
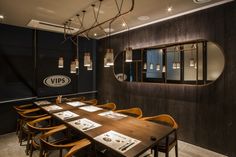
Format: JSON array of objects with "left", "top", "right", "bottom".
[
  {"left": 125, "top": 47, "right": 133, "bottom": 62},
  {"left": 58, "top": 57, "right": 64, "bottom": 68},
  {"left": 70, "top": 61, "right": 76, "bottom": 73}
]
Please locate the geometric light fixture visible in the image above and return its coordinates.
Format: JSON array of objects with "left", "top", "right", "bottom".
[
  {"left": 75, "top": 58, "right": 79, "bottom": 69},
  {"left": 58, "top": 57, "right": 64, "bottom": 68},
  {"left": 87, "top": 61, "right": 93, "bottom": 70},
  {"left": 162, "top": 65, "right": 166, "bottom": 73},
  {"left": 190, "top": 44, "right": 196, "bottom": 67},
  {"left": 143, "top": 62, "right": 147, "bottom": 70}
]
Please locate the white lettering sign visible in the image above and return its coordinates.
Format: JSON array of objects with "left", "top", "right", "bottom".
[{"left": 43, "top": 75, "right": 71, "bottom": 87}]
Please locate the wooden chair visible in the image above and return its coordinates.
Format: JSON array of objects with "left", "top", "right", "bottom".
[
  {"left": 82, "top": 99, "right": 98, "bottom": 105},
  {"left": 27, "top": 116, "right": 63, "bottom": 157},
  {"left": 97, "top": 103, "right": 116, "bottom": 111},
  {"left": 39, "top": 125, "right": 91, "bottom": 157},
  {"left": 17, "top": 108, "right": 47, "bottom": 147},
  {"left": 13, "top": 103, "right": 37, "bottom": 134},
  {"left": 115, "top": 107, "right": 143, "bottom": 118},
  {"left": 142, "top": 114, "right": 178, "bottom": 157},
  {"left": 67, "top": 96, "right": 86, "bottom": 102}
]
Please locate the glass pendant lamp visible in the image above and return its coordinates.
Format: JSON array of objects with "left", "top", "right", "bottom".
[
  {"left": 106, "top": 49, "right": 114, "bottom": 66},
  {"left": 172, "top": 62, "right": 177, "bottom": 69},
  {"left": 58, "top": 57, "right": 64, "bottom": 68},
  {"left": 125, "top": 47, "right": 133, "bottom": 62},
  {"left": 87, "top": 61, "right": 93, "bottom": 70},
  {"left": 156, "top": 64, "right": 160, "bottom": 71},
  {"left": 70, "top": 61, "right": 76, "bottom": 73},
  {"left": 150, "top": 63, "right": 154, "bottom": 70},
  {"left": 162, "top": 65, "right": 166, "bottom": 73},
  {"left": 143, "top": 63, "right": 147, "bottom": 70},
  {"left": 84, "top": 53, "right": 91, "bottom": 67},
  {"left": 75, "top": 58, "right": 79, "bottom": 69}
]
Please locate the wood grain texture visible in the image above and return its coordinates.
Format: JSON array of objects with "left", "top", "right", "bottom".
[{"left": 96, "top": 1, "right": 236, "bottom": 156}]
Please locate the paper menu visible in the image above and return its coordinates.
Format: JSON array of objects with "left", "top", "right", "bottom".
[
  {"left": 94, "top": 130, "right": 141, "bottom": 153},
  {"left": 98, "top": 111, "right": 127, "bottom": 120},
  {"left": 79, "top": 105, "right": 103, "bottom": 112},
  {"left": 68, "top": 118, "right": 101, "bottom": 132},
  {"left": 66, "top": 101, "right": 86, "bottom": 107},
  {"left": 34, "top": 100, "right": 51, "bottom": 106},
  {"left": 42, "top": 105, "right": 62, "bottom": 111},
  {"left": 53, "top": 110, "right": 79, "bottom": 120}
]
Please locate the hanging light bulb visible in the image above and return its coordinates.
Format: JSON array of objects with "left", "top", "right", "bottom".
[
  {"left": 150, "top": 63, "right": 154, "bottom": 70},
  {"left": 143, "top": 63, "right": 147, "bottom": 70},
  {"left": 84, "top": 53, "right": 91, "bottom": 67},
  {"left": 87, "top": 61, "right": 93, "bottom": 71},
  {"left": 75, "top": 58, "right": 79, "bottom": 69},
  {"left": 70, "top": 61, "right": 76, "bottom": 73},
  {"left": 58, "top": 57, "right": 64, "bottom": 68},
  {"left": 156, "top": 64, "right": 160, "bottom": 71},
  {"left": 125, "top": 47, "right": 133, "bottom": 62},
  {"left": 172, "top": 62, "right": 177, "bottom": 69},
  {"left": 162, "top": 65, "right": 166, "bottom": 73},
  {"left": 106, "top": 49, "right": 114, "bottom": 66}
]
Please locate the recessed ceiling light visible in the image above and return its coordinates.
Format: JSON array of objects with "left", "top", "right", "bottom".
[
  {"left": 122, "top": 23, "right": 126, "bottom": 27},
  {"left": 193, "top": 0, "right": 212, "bottom": 4},
  {"left": 94, "top": 33, "right": 97, "bottom": 36},
  {"left": 137, "top": 16, "right": 150, "bottom": 21},
  {"left": 167, "top": 6, "right": 173, "bottom": 12},
  {"left": 104, "top": 28, "right": 114, "bottom": 33},
  {"left": 0, "top": 15, "right": 4, "bottom": 19}
]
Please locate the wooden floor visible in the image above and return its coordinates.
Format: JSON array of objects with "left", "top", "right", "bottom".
[{"left": 0, "top": 132, "right": 227, "bottom": 157}]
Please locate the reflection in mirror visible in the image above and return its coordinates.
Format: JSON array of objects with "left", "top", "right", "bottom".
[{"left": 113, "top": 40, "right": 225, "bottom": 85}]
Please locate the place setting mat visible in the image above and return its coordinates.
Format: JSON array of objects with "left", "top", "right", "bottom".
[
  {"left": 79, "top": 105, "right": 103, "bottom": 112},
  {"left": 34, "top": 100, "right": 51, "bottom": 106},
  {"left": 66, "top": 101, "right": 87, "bottom": 107},
  {"left": 53, "top": 110, "right": 79, "bottom": 120},
  {"left": 94, "top": 130, "right": 141, "bottom": 153},
  {"left": 98, "top": 111, "right": 127, "bottom": 120},
  {"left": 42, "top": 105, "right": 63, "bottom": 112},
  {"left": 68, "top": 118, "right": 102, "bottom": 132}
]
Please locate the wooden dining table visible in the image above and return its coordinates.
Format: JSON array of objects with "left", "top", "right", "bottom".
[{"left": 34, "top": 100, "right": 174, "bottom": 157}]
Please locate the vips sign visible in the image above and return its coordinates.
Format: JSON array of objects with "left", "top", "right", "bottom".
[{"left": 43, "top": 75, "right": 71, "bottom": 87}]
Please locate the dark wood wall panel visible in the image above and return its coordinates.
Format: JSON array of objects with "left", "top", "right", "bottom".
[{"left": 97, "top": 2, "right": 236, "bottom": 156}]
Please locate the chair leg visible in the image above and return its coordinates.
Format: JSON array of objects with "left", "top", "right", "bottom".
[
  {"left": 175, "top": 143, "right": 178, "bottom": 157},
  {"left": 154, "top": 146, "right": 158, "bottom": 157},
  {"left": 25, "top": 133, "right": 31, "bottom": 155},
  {"left": 59, "top": 149, "right": 63, "bottom": 157},
  {"left": 29, "top": 142, "right": 34, "bottom": 157}
]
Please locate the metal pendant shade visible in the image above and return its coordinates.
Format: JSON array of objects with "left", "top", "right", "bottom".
[
  {"left": 58, "top": 57, "right": 64, "bottom": 68},
  {"left": 125, "top": 47, "right": 133, "bottom": 62}
]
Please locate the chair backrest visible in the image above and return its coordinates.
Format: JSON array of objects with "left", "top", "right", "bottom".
[
  {"left": 97, "top": 103, "right": 116, "bottom": 111},
  {"left": 142, "top": 114, "right": 178, "bottom": 129},
  {"left": 68, "top": 96, "right": 86, "bottom": 101},
  {"left": 13, "top": 104, "right": 35, "bottom": 112},
  {"left": 82, "top": 99, "right": 98, "bottom": 105},
  {"left": 115, "top": 107, "right": 143, "bottom": 118}
]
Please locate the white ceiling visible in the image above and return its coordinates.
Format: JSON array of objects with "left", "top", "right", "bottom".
[{"left": 0, "top": 0, "right": 233, "bottom": 39}]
